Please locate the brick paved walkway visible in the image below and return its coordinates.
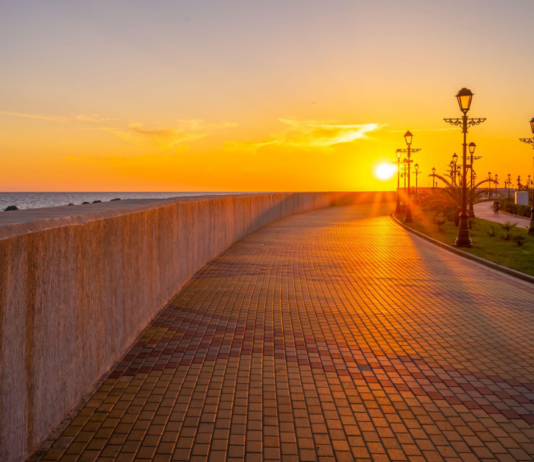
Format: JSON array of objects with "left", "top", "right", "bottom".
[{"left": 34, "top": 204, "right": 534, "bottom": 462}]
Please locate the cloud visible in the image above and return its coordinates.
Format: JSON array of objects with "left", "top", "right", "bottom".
[
  {"left": 177, "top": 119, "right": 238, "bottom": 131},
  {"left": 102, "top": 123, "right": 206, "bottom": 150},
  {"left": 2, "top": 108, "right": 236, "bottom": 152},
  {"left": 100, "top": 119, "right": 237, "bottom": 150},
  {"left": 388, "top": 128, "right": 457, "bottom": 133},
  {"left": 225, "top": 118, "right": 384, "bottom": 153},
  {"left": 74, "top": 114, "right": 120, "bottom": 123},
  {"left": 0, "top": 111, "right": 68, "bottom": 123}
]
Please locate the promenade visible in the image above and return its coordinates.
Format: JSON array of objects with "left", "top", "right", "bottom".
[
  {"left": 33, "top": 204, "right": 534, "bottom": 462},
  {"left": 474, "top": 202, "right": 531, "bottom": 228}
]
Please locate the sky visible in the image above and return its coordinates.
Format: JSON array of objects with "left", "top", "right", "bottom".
[{"left": 1, "top": 0, "right": 534, "bottom": 192}]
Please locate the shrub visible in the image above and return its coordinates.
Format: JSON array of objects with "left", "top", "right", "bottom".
[
  {"left": 487, "top": 225, "right": 497, "bottom": 237},
  {"left": 501, "top": 222, "right": 518, "bottom": 241},
  {"left": 514, "top": 234, "right": 527, "bottom": 246},
  {"left": 432, "top": 214, "right": 447, "bottom": 232},
  {"left": 502, "top": 202, "right": 532, "bottom": 217}
]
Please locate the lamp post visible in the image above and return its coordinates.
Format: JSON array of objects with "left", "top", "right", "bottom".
[
  {"left": 415, "top": 163, "right": 419, "bottom": 197},
  {"left": 507, "top": 173, "right": 512, "bottom": 198},
  {"left": 529, "top": 175, "right": 532, "bottom": 208},
  {"left": 488, "top": 172, "right": 492, "bottom": 199},
  {"left": 395, "top": 149, "right": 402, "bottom": 213},
  {"left": 403, "top": 159, "right": 408, "bottom": 196},
  {"left": 520, "top": 119, "right": 534, "bottom": 234},
  {"left": 445, "top": 88, "right": 486, "bottom": 247},
  {"left": 397, "top": 131, "right": 421, "bottom": 223},
  {"left": 518, "top": 175, "right": 521, "bottom": 190},
  {"left": 452, "top": 153, "right": 458, "bottom": 185},
  {"left": 467, "top": 142, "right": 480, "bottom": 218},
  {"left": 432, "top": 167, "right": 436, "bottom": 188}
]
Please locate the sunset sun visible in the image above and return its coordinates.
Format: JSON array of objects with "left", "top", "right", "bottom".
[{"left": 375, "top": 162, "right": 396, "bottom": 181}]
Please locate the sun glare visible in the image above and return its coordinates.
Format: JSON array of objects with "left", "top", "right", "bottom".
[{"left": 375, "top": 163, "right": 396, "bottom": 181}]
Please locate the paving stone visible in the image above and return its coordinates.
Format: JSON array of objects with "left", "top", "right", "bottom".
[{"left": 32, "top": 205, "right": 534, "bottom": 461}]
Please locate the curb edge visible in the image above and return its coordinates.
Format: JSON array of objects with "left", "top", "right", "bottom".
[{"left": 389, "top": 212, "right": 534, "bottom": 286}]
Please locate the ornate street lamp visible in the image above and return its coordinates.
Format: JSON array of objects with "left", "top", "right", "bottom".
[
  {"left": 397, "top": 131, "right": 421, "bottom": 223},
  {"left": 507, "top": 173, "right": 512, "bottom": 198},
  {"left": 395, "top": 149, "right": 402, "bottom": 213},
  {"left": 518, "top": 175, "right": 521, "bottom": 190},
  {"left": 445, "top": 88, "right": 486, "bottom": 247},
  {"left": 519, "top": 117, "right": 534, "bottom": 234}
]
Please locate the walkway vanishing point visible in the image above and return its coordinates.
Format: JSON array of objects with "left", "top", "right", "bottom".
[{"left": 33, "top": 204, "right": 534, "bottom": 462}]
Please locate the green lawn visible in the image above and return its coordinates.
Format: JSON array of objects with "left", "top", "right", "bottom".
[{"left": 396, "top": 212, "right": 534, "bottom": 277}]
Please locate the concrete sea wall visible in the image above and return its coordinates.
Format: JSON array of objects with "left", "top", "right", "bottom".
[{"left": 0, "top": 191, "right": 395, "bottom": 462}]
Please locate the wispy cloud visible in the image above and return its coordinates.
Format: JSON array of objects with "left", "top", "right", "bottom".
[
  {"left": 102, "top": 124, "right": 205, "bottom": 150},
  {"left": 101, "top": 120, "right": 237, "bottom": 150},
  {"left": 0, "top": 110, "right": 68, "bottom": 123},
  {"left": 388, "top": 128, "right": 457, "bottom": 133},
  {"left": 225, "top": 118, "right": 384, "bottom": 153},
  {"left": 74, "top": 114, "right": 120, "bottom": 123},
  {"left": 1, "top": 108, "right": 237, "bottom": 152}
]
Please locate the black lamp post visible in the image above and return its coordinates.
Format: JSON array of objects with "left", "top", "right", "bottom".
[
  {"left": 488, "top": 172, "right": 492, "bottom": 199},
  {"left": 395, "top": 149, "right": 402, "bottom": 213},
  {"left": 529, "top": 175, "right": 532, "bottom": 207},
  {"left": 415, "top": 163, "right": 419, "bottom": 197},
  {"left": 445, "top": 88, "right": 486, "bottom": 247},
  {"left": 452, "top": 153, "right": 458, "bottom": 185},
  {"left": 403, "top": 159, "right": 408, "bottom": 197},
  {"left": 468, "top": 142, "right": 478, "bottom": 218},
  {"left": 432, "top": 167, "right": 436, "bottom": 188},
  {"left": 507, "top": 173, "right": 511, "bottom": 198},
  {"left": 518, "top": 175, "right": 521, "bottom": 190},
  {"left": 519, "top": 117, "right": 534, "bottom": 234},
  {"left": 397, "top": 131, "right": 421, "bottom": 223}
]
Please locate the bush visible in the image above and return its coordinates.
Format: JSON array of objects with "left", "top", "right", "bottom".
[
  {"left": 501, "top": 222, "right": 518, "bottom": 241},
  {"left": 487, "top": 225, "right": 497, "bottom": 237},
  {"left": 501, "top": 202, "right": 531, "bottom": 217},
  {"left": 432, "top": 214, "right": 447, "bottom": 232},
  {"left": 514, "top": 234, "right": 527, "bottom": 246}
]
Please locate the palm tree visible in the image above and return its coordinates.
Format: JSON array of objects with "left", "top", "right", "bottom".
[{"left": 421, "top": 171, "right": 500, "bottom": 225}]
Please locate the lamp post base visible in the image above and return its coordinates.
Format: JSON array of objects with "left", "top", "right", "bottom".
[
  {"left": 405, "top": 206, "right": 413, "bottom": 223},
  {"left": 455, "top": 215, "right": 472, "bottom": 247},
  {"left": 529, "top": 208, "right": 534, "bottom": 235},
  {"left": 395, "top": 197, "right": 401, "bottom": 214}
]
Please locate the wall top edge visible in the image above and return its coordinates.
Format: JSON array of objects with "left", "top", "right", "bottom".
[
  {"left": 0, "top": 192, "right": 331, "bottom": 240},
  {"left": 0, "top": 192, "right": 391, "bottom": 240}
]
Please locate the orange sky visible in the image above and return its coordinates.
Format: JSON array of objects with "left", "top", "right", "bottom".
[{"left": 1, "top": 0, "right": 534, "bottom": 192}]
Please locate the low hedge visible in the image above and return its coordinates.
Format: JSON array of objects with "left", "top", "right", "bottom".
[{"left": 501, "top": 201, "right": 532, "bottom": 217}]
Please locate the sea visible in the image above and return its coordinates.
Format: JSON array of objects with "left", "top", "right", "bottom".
[{"left": 0, "top": 192, "right": 236, "bottom": 211}]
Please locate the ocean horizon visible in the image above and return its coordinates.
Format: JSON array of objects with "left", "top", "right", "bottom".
[{"left": 0, "top": 192, "right": 239, "bottom": 211}]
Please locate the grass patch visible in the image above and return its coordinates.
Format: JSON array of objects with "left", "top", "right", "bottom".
[{"left": 396, "top": 212, "right": 534, "bottom": 277}]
